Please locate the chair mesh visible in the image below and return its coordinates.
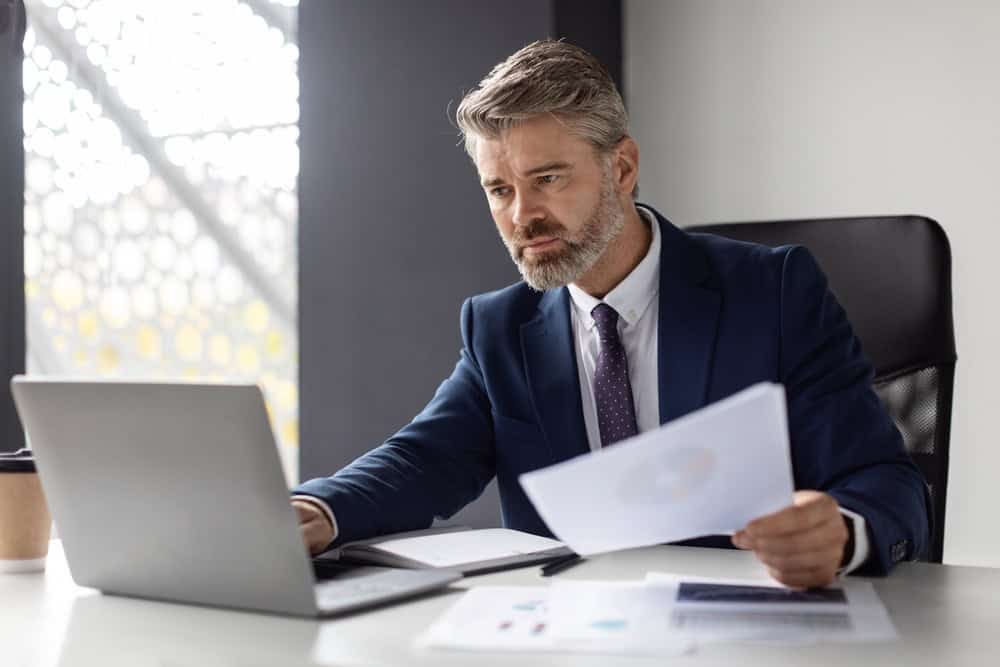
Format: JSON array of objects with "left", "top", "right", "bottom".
[
  {"left": 873, "top": 367, "right": 939, "bottom": 456},
  {"left": 873, "top": 366, "right": 944, "bottom": 562}
]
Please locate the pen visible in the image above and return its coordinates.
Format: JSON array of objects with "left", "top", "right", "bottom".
[{"left": 540, "top": 553, "right": 584, "bottom": 577}]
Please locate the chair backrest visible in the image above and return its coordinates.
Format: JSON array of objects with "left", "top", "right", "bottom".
[{"left": 687, "top": 215, "right": 955, "bottom": 563}]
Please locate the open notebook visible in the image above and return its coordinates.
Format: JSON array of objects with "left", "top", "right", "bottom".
[{"left": 319, "top": 527, "right": 572, "bottom": 576}]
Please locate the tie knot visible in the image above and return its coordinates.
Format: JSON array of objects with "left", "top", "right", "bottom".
[{"left": 591, "top": 303, "right": 621, "bottom": 345}]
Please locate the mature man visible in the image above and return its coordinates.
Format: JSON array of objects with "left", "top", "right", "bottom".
[{"left": 292, "top": 40, "right": 929, "bottom": 587}]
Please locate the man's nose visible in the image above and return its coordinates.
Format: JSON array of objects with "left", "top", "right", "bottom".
[{"left": 511, "top": 190, "right": 545, "bottom": 228}]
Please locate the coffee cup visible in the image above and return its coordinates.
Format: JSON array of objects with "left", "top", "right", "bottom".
[{"left": 0, "top": 448, "right": 51, "bottom": 573}]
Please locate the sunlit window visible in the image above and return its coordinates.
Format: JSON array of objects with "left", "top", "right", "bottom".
[{"left": 23, "top": 0, "right": 300, "bottom": 482}]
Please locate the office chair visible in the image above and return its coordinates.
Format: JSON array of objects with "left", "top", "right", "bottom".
[{"left": 687, "top": 215, "right": 955, "bottom": 563}]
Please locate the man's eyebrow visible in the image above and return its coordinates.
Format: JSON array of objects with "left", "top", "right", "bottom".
[
  {"left": 524, "top": 161, "right": 573, "bottom": 176},
  {"left": 480, "top": 162, "right": 574, "bottom": 188},
  {"left": 481, "top": 176, "right": 506, "bottom": 188}
]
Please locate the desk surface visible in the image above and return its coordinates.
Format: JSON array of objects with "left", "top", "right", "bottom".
[{"left": 2, "top": 541, "right": 998, "bottom": 666}]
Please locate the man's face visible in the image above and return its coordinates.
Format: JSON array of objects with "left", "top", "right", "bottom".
[{"left": 474, "top": 115, "right": 625, "bottom": 291}]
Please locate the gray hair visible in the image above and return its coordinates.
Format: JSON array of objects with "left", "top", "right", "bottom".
[{"left": 455, "top": 40, "right": 630, "bottom": 161}]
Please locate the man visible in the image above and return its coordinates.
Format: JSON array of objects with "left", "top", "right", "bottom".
[{"left": 292, "top": 40, "right": 929, "bottom": 587}]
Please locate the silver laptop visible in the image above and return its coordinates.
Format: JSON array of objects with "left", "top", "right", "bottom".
[{"left": 11, "top": 377, "right": 460, "bottom": 617}]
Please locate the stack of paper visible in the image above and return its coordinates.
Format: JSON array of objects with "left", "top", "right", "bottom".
[
  {"left": 645, "top": 573, "right": 898, "bottom": 644},
  {"left": 420, "top": 575, "right": 896, "bottom": 657},
  {"left": 418, "top": 585, "right": 690, "bottom": 657}
]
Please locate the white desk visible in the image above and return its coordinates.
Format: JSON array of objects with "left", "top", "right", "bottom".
[{"left": 3, "top": 541, "right": 998, "bottom": 666}]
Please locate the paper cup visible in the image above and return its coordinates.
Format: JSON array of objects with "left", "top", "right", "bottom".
[{"left": 0, "top": 449, "right": 51, "bottom": 573}]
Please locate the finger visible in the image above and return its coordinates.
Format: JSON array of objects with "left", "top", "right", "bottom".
[
  {"left": 300, "top": 521, "right": 330, "bottom": 554},
  {"left": 732, "top": 532, "right": 751, "bottom": 549},
  {"left": 299, "top": 517, "right": 326, "bottom": 535},
  {"left": 746, "top": 504, "right": 828, "bottom": 538},
  {"left": 766, "top": 565, "right": 838, "bottom": 590},
  {"left": 298, "top": 514, "right": 328, "bottom": 535},
  {"left": 745, "top": 497, "right": 838, "bottom": 539},
  {"left": 750, "top": 518, "right": 847, "bottom": 556},
  {"left": 767, "top": 563, "right": 839, "bottom": 589},
  {"left": 755, "top": 545, "right": 844, "bottom": 573}
]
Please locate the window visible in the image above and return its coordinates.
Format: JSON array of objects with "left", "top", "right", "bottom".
[{"left": 22, "top": 0, "right": 300, "bottom": 482}]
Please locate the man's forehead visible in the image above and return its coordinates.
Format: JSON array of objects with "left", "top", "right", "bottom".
[
  {"left": 474, "top": 120, "right": 588, "bottom": 180},
  {"left": 476, "top": 140, "right": 565, "bottom": 173}
]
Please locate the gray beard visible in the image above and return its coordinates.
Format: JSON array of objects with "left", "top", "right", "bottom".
[{"left": 508, "top": 178, "right": 625, "bottom": 292}]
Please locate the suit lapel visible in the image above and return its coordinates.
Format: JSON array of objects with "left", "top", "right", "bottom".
[
  {"left": 652, "top": 212, "right": 723, "bottom": 424},
  {"left": 520, "top": 288, "right": 590, "bottom": 464}
]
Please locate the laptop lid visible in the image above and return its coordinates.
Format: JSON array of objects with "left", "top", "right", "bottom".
[{"left": 11, "top": 378, "right": 320, "bottom": 616}]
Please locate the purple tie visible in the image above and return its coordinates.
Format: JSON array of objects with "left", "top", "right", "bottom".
[{"left": 591, "top": 303, "right": 638, "bottom": 447}]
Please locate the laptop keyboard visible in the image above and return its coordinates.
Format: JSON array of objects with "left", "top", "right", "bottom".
[{"left": 312, "top": 557, "right": 357, "bottom": 581}]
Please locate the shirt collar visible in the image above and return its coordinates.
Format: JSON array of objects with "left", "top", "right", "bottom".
[{"left": 567, "top": 205, "right": 661, "bottom": 331}]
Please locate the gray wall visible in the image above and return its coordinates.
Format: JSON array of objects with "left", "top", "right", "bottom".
[
  {"left": 626, "top": 0, "right": 1000, "bottom": 566},
  {"left": 1, "top": 1, "right": 25, "bottom": 453},
  {"left": 299, "top": 1, "right": 621, "bottom": 529}
]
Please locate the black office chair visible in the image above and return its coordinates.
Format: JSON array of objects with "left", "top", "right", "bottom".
[{"left": 687, "top": 215, "right": 955, "bottom": 563}]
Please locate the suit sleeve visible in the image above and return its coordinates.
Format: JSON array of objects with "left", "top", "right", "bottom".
[
  {"left": 292, "top": 298, "right": 496, "bottom": 546},
  {"left": 779, "top": 246, "right": 931, "bottom": 574}
]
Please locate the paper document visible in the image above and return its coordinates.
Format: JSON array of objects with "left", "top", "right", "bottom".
[
  {"left": 519, "top": 382, "right": 794, "bottom": 555},
  {"left": 419, "top": 587, "right": 552, "bottom": 653},
  {"left": 419, "top": 585, "right": 689, "bottom": 656},
  {"left": 546, "top": 580, "right": 691, "bottom": 654},
  {"left": 646, "top": 573, "right": 898, "bottom": 644},
  {"left": 419, "top": 575, "right": 893, "bottom": 657}
]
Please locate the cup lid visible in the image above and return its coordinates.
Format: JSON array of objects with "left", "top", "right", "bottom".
[{"left": 0, "top": 448, "right": 36, "bottom": 473}]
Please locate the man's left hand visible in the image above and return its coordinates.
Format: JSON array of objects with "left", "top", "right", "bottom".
[{"left": 732, "top": 490, "right": 848, "bottom": 589}]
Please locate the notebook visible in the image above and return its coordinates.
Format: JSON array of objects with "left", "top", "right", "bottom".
[{"left": 320, "top": 527, "right": 572, "bottom": 576}]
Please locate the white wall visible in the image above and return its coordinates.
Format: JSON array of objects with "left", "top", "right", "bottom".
[{"left": 626, "top": 0, "right": 1000, "bottom": 567}]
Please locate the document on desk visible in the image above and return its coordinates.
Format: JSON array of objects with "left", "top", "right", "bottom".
[
  {"left": 519, "top": 382, "right": 794, "bottom": 555},
  {"left": 645, "top": 573, "right": 898, "bottom": 644},
  {"left": 420, "top": 576, "right": 894, "bottom": 656},
  {"left": 545, "top": 580, "right": 691, "bottom": 654},
  {"left": 419, "top": 585, "right": 690, "bottom": 656}
]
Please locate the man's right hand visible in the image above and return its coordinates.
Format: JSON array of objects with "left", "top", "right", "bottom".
[{"left": 292, "top": 499, "right": 336, "bottom": 555}]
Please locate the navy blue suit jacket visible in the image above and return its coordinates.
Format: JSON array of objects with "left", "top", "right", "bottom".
[{"left": 296, "top": 207, "right": 930, "bottom": 575}]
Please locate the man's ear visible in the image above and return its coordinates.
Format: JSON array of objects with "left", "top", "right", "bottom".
[{"left": 613, "top": 137, "right": 640, "bottom": 197}]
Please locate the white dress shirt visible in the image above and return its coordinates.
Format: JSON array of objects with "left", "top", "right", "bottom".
[
  {"left": 299, "top": 205, "right": 870, "bottom": 573},
  {"left": 567, "top": 207, "right": 662, "bottom": 452}
]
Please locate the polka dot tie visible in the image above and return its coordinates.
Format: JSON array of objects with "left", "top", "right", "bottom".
[{"left": 591, "top": 303, "right": 638, "bottom": 447}]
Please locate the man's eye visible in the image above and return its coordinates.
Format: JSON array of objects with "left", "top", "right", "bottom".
[
  {"left": 537, "top": 174, "right": 559, "bottom": 185},
  {"left": 490, "top": 186, "right": 511, "bottom": 197}
]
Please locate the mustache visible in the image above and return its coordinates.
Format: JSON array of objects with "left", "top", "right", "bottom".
[{"left": 511, "top": 219, "right": 569, "bottom": 247}]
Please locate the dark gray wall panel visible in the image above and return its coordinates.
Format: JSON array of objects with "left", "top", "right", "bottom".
[
  {"left": 1, "top": 1, "right": 25, "bottom": 453},
  {"left": 299, "top": 1, "right": 622, "bottom": 529},
  {"left": 556, "top": 0, "right": 623, "bottom": 96}
]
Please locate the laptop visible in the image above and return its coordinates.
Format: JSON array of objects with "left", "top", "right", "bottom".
[{"left": 10, "top": 377, "right": 460, "bottom": 617}]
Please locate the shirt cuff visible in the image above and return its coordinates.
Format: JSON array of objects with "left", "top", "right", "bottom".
[
  {"left": 837, "top": 506, "right": 870, "bottom": 576},
  {"left": 290, "top": 494, "right": 340, "bottom": 543}
]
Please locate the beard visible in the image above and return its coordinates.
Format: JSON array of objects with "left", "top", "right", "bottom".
[{"left": 504, "top": 174, "right": 625, "bottom": 292}]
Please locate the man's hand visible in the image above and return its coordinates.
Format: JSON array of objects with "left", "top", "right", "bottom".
[
  {"left": 292, "top": 500, "right": 335, "bottom": 556},
  {"left": 732, "top": 490, "right": 849, "bottom": 589}
]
